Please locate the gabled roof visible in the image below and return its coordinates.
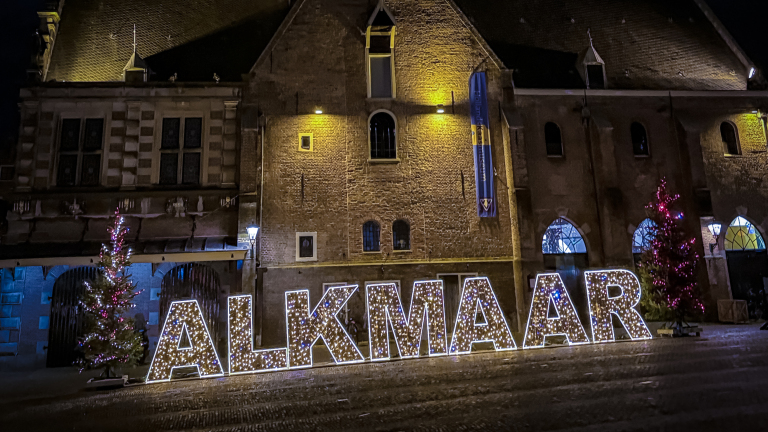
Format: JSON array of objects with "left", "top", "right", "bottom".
[
  {"left": 46, "top": 0, "right": 290, "bottom": 82},
  {"left": 46, "top": 0, "right": 748, "bottom": 91},
  {"left": 452, "top": 0, "right": 747, "bottom": 90}
]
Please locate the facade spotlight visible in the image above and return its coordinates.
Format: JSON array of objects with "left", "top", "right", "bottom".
[
  {"left": 749, "top": 67, "right": 756, "bottom": 79},
  {"left": 436, "top": 104, "right": 445, "bottom": 114},
  {"left": 315, "top": 109, "right": 323, "bottom": 114}
]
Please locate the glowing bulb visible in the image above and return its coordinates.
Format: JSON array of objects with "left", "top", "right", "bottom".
[
  {"left": 315, "top": 109, "right": 323, "bottom": 114},
  {"left": 436, "top": 104, "right": 445, "bottom": 114}
]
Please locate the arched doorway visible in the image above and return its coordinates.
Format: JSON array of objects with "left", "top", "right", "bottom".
[
  {"left": 724, "top": 217, "right": 768, "bottom": 320},
  {"left": 542, "top": 218, "right": 589, "bottom": 325},
  {"left": 47, "top": 267, "right": 98, "bottom": 367},
  {"left": 160, "top": 264, "right": 221, "bottom": 342}
]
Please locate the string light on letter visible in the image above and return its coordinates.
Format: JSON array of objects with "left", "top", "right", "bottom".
[
  {"left": 285, "top": 286, "right": 364, "bottom": 368},
  {"left": 366, "top": 280, "right": 448, "bottom": 361},
  {"left": 449, "top": 277, "right": 516, "bottom": 354},
  {"left": 523, "top": 273, "right": 590, "bottom": 349},
  {"left": 227, "top": 295, "right": 288, "bottom": 375},
  {"left": 146, "top": 300, "right": 224, "bottom": 383},
  {"left": 584, "top": 269, "right": 653, "bottom": 343}
]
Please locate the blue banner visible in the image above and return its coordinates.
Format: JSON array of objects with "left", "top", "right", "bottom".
[{"left": 470, "top": 72, "right": 496, "bottom": 218}]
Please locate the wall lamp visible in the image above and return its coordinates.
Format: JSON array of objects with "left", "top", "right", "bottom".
[
  {"left": 314, "top": 109, "right": 323, "bottom": 114},
  {"left": 246, "top": 225, "right": 259, "bottom": 260},
  {"left": 749, "top": 67, "right": 756, "bottom": 79},
  {"left": 707, "top": 221, "right": 722, "bottom": 254},
  {"left": 436, "top": 104, "right": 445, "bottom": 114}
]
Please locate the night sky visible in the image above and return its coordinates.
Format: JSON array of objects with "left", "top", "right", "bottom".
[{"left": 1, "top": 0, "right": 767, "bottom": 152}]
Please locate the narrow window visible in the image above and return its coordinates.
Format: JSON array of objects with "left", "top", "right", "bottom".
[
  {"left": 298, "top": 133, "right": 313, "bottom": 152},
  {"left": 366, "top": 4, "right": 396, "bottom": 99},
  {"left": 159, "top": 117, "right": 203, "bottom": 185},
  {"left": 631, "top": 122, "right": 649, "bottom": 156},
  {"left": 370, "top": 112, "right": 397, "bottom": 159},
  {"left": 544, "top": 122, "right": 563, "bottom": 156},
  {"left": 721, "top": 122, "right": 740, "bottom": 155},
  {"left": 363, "top": 221, "right": 380, "bottom": 252},
  {"left": 392, "top": 220, "right": 410, "bottom": 251},
  {"left": 57, "top": 118, "right": 103, "bottom": 187},
  {"left": 587, "top": 64, "right": 605, "bottom": 89}
]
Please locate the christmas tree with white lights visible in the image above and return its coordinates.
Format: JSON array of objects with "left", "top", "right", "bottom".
[
  {"left": 637, "top": 178, "right": 704, "bottom": 329},
  {"left": 80, "top": 210, "right": 143, "bottom": 378}
]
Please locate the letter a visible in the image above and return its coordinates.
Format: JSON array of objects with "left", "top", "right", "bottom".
[
  {"left": 585, "top": 270, "right": 652, "bottom": 342},
  {"left": 228, "top": 295, "right": 288, "bottom": 374},
  {"left": 146, "top": 300, "right": 223, "bottom": 383},
  {"left": 523, "top": 273, "right": 590, "bottom": 348},
  {"left": 367, "top": 280, "right": 448, "bottom": 360},
  {"left": 449, "top": 277, "right": 516, "bottom": 354},
  {"left": 285, "top": 286, "right": 364, "bottom": 368}
]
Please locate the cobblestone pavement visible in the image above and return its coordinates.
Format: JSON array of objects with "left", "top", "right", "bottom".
[{"left": 2, "top": 324, "right": 767, "bottom": 432}]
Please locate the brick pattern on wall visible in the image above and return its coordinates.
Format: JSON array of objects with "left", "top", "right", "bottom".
[
  {"left": 16, "top": 102, "right": 40, "bottom": 190},
  {"left": 251, "top": 0, "right": 515, "bottom": 266}
]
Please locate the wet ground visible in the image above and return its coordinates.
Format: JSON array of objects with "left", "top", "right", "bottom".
[{"left": 1, "top": 324, "right": 767, "bottom": 431}]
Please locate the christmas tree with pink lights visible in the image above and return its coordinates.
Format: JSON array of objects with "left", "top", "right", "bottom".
[
  {"left": 80, "top": 210, "right": 143, "bottom": 378},
  {"left": 637, "top": 178, "right": 704, "bottom": 329}
]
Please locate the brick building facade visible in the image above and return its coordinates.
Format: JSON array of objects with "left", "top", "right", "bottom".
[{"left": 2, "top": 0, "right": 766, "bottom": 369}]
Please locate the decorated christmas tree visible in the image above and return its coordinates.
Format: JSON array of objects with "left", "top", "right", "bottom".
[
  {"left": 80, "top": 210, "right": 143, "bottom": 378},
  {"left": 637, "top": 178, "right": 705, "bottom": 329}
]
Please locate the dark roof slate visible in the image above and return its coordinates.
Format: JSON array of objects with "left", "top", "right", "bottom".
[
  {"left": 47, "top": 0, "right": 747, "bottom": 90},
  {"left": 47, "top": 0, "right": 290, "bottom": 82},
  {"left": 452, "top": 0, "right": 747, "bottom": 90}
]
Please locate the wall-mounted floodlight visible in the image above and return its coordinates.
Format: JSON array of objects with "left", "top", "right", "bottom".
[{"left": 436, "top": 104, "right": 445, "bottom": 114}]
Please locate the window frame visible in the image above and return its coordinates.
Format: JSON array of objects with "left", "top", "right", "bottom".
[
  {"left": 366, "top": 28, "right": 396, "bottom": 99},
  {"left": 362, "top": 220, "right": 381, "bottom": 253},
  {"left": 156, "top": 115, "right": 206, "bottom": 186},
  {"left": 544, "top": 121, "right": 564, "bottom": 157},
  {"left": 630, "top": 121, "right": 651, "bottom": 157},
  {"left": 368, "top": 109, "right": 398, "bottom": 162},
  {"left": 54, "top": 116, "right": 105, "bottom": 187},
  {"left": 298, "top": 133, "right": 313, "bottom": 152},
  {"left": 295, "top": 232, "right": 318, "bottom": 262},
  {"left": 392, "top": 219, "right": 411, "bottom": 252},
  {"left": 720, "top": 121, "right": 741, "bottom": 156}
]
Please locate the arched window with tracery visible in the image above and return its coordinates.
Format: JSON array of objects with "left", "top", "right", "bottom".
[
  {"left": 632, "top": 218, "right": 657, "bottom": 254},
  {"left": 370, "top": 112, "right": 397, "bottom": 159},
  {"left": 363, "top": 220, "right": 380, "bottom": 252},
  {"left": 392, "top": 219, "right": 410, "bottom": 251},
  {"left": 725, "top": 216, "right": 766, "bottom": 251},
  {"left": 542, "top": 218, "right": 587, "bottom": 254}
]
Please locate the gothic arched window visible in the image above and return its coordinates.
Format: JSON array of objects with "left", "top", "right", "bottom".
[
  {"left": 724, "top": 216, "right": 765, "bottom": 251},
  {"left": 370, "top": 111, "right": 397, "bottom": 159},
  {"left": 721, "top": 122, "right": 740, "bottom": 155},
  {"left": 631, "top": 122, "right": 649, "bottom": 156},
  {"left": 632, "top": 218, "right": 657, "bottom": 253},
  {"left": 363, "top": 221, "right": 381, "bottom": 252},
  {"left": 542, "top": 218, "right": 587, "bottom": 254},
  {"left": 545, "top": 122, "right": 563, "bottom": 156}
]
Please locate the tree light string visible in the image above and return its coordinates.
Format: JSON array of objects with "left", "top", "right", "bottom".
[
  {"left": 449, "top": 277, "right": 516, "bottom": 354},
  {"left": 227, "top": 295, "right": 288, "bottom": 374},
  {"left": 523, "top": 273, "right": 590, "bottom": 348},
  {"left": 584, "top": 270, "right": 653, "bottom": 343},
  {"left": 146, "top": 300, "right": 224, "bottom": 383},
  {"left": 366, "top": 280, "right": 448, "bottom": 361},
  {"left": 285, "top": 286, "right": 364, "bottom": 368}
]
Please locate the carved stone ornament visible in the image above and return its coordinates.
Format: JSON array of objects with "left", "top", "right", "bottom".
[
  {"left": 166, "top": 197, "right": 188, "bottom": 217},
  {"left": 64, "top": 199, "right": 85, "bottom": 218}
]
